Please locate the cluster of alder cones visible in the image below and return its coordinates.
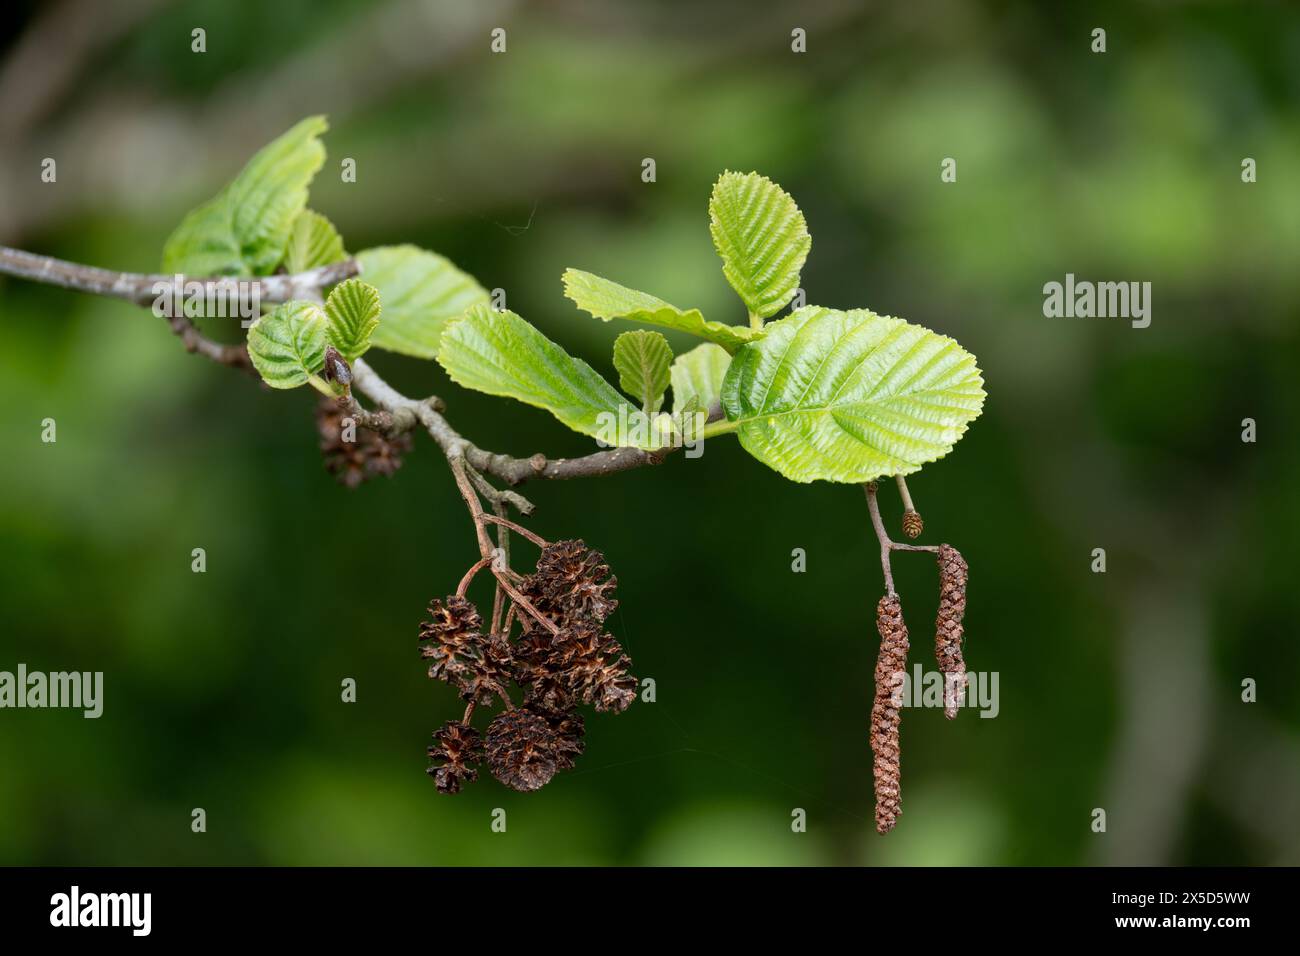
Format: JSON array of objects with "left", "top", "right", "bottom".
[
  {"left": 871, "top": 543, "right": 969, "bottom": 834},
  {"left": 420, "top": 539, "right": 637, "bottom": 793}
]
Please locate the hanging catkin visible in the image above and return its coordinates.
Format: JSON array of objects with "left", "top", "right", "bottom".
[
  {"left": 934, "top": 544, "right": 969, "bottom": 719},
  {"left": 871, "top": 594, "right": 910, "bottom": 834}
]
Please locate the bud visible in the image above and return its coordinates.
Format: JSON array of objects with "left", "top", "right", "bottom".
[{"left": 322, "top": 344, "right": 352, "bottom": 388}]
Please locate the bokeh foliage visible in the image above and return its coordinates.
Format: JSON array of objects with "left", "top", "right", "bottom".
[{"left": 0, "top": 0, "right": 1297, "bottom": 865}]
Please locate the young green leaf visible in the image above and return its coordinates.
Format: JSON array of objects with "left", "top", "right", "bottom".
[
  {"left": 437, "top": 304, "right": 660, "bottom": 450},
  {"left": 612, "top": 330, "right": 672, "bottom": 413},
  {"left": 282, "top": 209, "right": 346, "bottom": 273},
  {"left": 324, "top": 279, "right": 381, "bottom": 362},
  {"left": 162, "top": 116, "right": 328, "bottom": 277},
  {"left": 709, "top": 171, "right": 811, "bottom": 322},
  {"left": 673, "top": 395, "right": 703, "bottom": 443},
  {"left": 562, "top": 268, "right": 759, "bottom": 353},
  {"left": 358, "top": 246, "right": 490, "bottom": 359},
  {"left": 247, "top": 300, "right": 328, "bottom": 389},
  {"left": 719, "top": 306, "right": 985, "bottom": 483},
  {"left": 670, "top": 342, "right": 731, "bottom": 415}
]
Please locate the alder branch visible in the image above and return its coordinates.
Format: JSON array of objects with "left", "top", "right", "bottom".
[
  {"left": 0, "top": 245, "right": 361, "bottom": 306},
  {"left": 346, "top": 357, "right": 676, "bottom": 487},
  {"left": 0, "top": 245, "right": 679, "bottom": 495},
  {"left": 864, "top": 481, "right": 940, "bottom": 595}
]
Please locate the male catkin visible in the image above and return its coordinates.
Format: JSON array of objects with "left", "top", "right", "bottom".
[
  {"left": 934, "top": 544, "right": 969, "bottom": 719},
  {"left": 871, "top": 594, "right": 910, "bottom": 833}
]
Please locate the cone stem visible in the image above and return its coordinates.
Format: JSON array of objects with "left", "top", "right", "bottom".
[
  {"left": 456, "top": 556, "right": 494, "bottom": 597},
  {"left": 895, "top": 474, "right": 916, "bottom": 513},
  {"left": 864, "top": 481, "right": 941, "bottom": 596},
  {"left": 480, "top": 513, "right": 549, "bottom": 548}
]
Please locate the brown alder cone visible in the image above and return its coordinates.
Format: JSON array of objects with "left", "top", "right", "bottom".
[
  {"left": 533, "top": 706, "right": 586, "bottom": 771},
  {"left": 419, "top": 596, "right": 488, "bottom": 689},
  {"left": 515, "top": 620, "right": 638, "bottom": 714},
  {"left": 315, "top": 398, "right": 411, "bottom": 488},
  {"left": 485, "top": 708, "right": 561, "bottom": 792},
  {"left": 426, "top": 720, "right": 484, "bottom": 794},
  {"left": 871, "top": 593, "right": 910, "bottom": 834},
  {"left": 512, "top": 626, "right": 575, "bottom": 710},
  {"left": 520, "top": 539, "right": 619, "bottom": 623},
  {"left": 456, "top": 631, "right": 514, "bottom": 706},
  {"left": 901, "top": 509, "right": 924, "bottom": 539},
  {"left": 934, "top": 544, "right": 969, "bottom": 720}
]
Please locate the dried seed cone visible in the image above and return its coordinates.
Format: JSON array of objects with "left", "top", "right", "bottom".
[
  {"left": 934, "top": 544, "right": 969, "bottom": 720},
  {"left": 457, "top": 632, "right": 514, "bottom": 706},
  {"left": 512, "top": 627, "right": 574, "bottom": 710},
  {"left": 485, "top": 708, "right": 562, "bottom": 792},
  {"left": 427, "top": 720, "right": 483, "bottom": 794},
  {"left": 419, "top": 596, "right": 488, "bottom": 687},
  {"left": 553, "top": 623, "right": 637, "bottom": 714},
  {"left": 534, "top": 706, "right": 586, "bottom": 771},
  {"left": 901, "top": 509, "right": 924, "bottom": 539},
  {"left": 315, "top": 398, "right": 411, "bottom": 488},
  {"left": 871, "top": 594, "right": 910, "bottom": 834},
  {"left": 515, "top": 620, "right": 638, "bottom": 714},
  {"left": 522, "top": 539, "right": 619, "bottom": 622},
  {"left": 585, "top": 656, "right": 638, "bottom": 713}
]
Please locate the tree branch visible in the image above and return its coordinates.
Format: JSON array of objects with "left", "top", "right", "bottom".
[
  {"left": 864, "top": 481, "right": 941, "bottom": 595},
  {"left": 0, "top": 245, "right": 678, "bottom": 498},
  {"left": 0, "top": 245, "right": 359, "bottom": 307},
  {"left": 347, "top": 356, "right": 677, "bottom": 487}
]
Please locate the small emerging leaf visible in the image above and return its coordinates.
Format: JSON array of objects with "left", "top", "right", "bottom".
[
  {"left": 162, "top": 116, "right": 328, "bottom": 277},
  {"left": 562, "top": 268, "right": 758, "bottom": 353},
  {"left": 709, "top": 171, "right": 810, "bottom": 321},
  {"left": 670, "top": 342, "right": 731, "bottom": 416},
  {"left": 437, "top": 305, "right": 660, "bottom": 450},
  {"left": 720, "top": 306, "right": 985, "bottom": 483},
  {"left": 283, "top": 209, "right": 346, "bottom": 273},
  {"left": 324, "top": 278, "right": 381, "bottom": 362},
  {"left": 613, "top": 330, "right": 672, "bottom": 413},
  {"left": 247, "top": 300, "right": 328, "bottom": 389},
  {"left": 359, "top": 246, "right": 490, "bottom": 358},
  {"left": 674, "top": 395, "right": 703, "bottom": 443}
]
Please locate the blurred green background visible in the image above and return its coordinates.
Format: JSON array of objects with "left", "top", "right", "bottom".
[{"left": 1, "top": 0, "right": 1297, "bottom": 866}]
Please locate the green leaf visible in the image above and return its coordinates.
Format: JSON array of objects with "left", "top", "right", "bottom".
[
  {"left": 673, "top": 395, "right": 704, "bottom": 444},
  {"left": 709, "top": 171, "right": 811, "bottom": 321},
  {"left": 562, "top": 268, "right": 759, "bottom": 353},
  {"left": 437, "top": 304, "right": 659, "bottom": 450},
  {"left": 324, "top": 279, "right": 380, "bottom": 362},
  {"left": 247, "top": 301, "right": 328, "bottom": 389},
  {"left": 282, "top": 209, "right": 346, "bottom": 273},
  {"left": 613, "top": 330, "right": 672, "bottom": 413},
  {"left": 162, "top": 116, "right": 329, "bottom": 276},
  {"left": 719, "top": 306, "right": 985, "bottom": 483},
  {"left": 670, "top": 342, "right": 731, "bottom": 415},
  {"left": 359, "top": 246, "right": 490, "bottom": 358}
]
